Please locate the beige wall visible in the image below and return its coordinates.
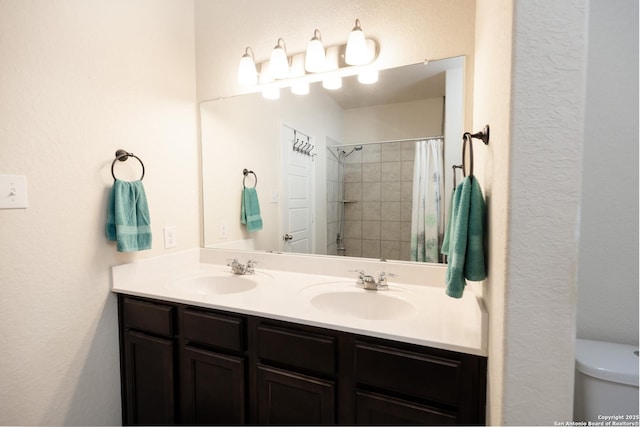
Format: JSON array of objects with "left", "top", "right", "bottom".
[
  {"left": 472, "top": 0, "right": 513, "bottom": 423},
  {"left": 505, "top": 0, "right": 587, "bottom": 422},
  {"left": 0, "top": 1, "right": 199, "bottom": 424}
]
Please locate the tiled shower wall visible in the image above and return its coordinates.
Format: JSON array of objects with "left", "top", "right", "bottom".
[{"left": 327, "top": 141, "right": 416, "bottom": 261}]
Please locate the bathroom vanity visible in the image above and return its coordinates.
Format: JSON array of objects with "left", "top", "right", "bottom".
[{"left": 112, "top": 249, "right": 488, "bottom": 425}]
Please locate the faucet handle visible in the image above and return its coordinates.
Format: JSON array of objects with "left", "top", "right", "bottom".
[
  {"left": 376, "top": 271, "right": 396, "bottom": 289},
  {"left": 226, "top": 258, "right": 239, "bottom": 266},
  {"left": 349, "top": 269, "right": 366, "bottom": 284},
  {"left": 245, "top": 260, "right": 256, "bottom": 274},
  {"left": 377, "top": 271, "right": 396, "bottom": 280}
]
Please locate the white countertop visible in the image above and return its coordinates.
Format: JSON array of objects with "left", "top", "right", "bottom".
[{"left": 111, "top": 249, "right": 488, "bottom": 357}]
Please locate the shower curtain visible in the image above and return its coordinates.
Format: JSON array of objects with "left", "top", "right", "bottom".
[{"left": 410, "top": 139, "right": 444, "bottom": 262}]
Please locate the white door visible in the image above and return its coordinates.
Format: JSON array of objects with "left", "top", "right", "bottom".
[{"left": 281, "top": 125, "right": 314, "bottom": 253}]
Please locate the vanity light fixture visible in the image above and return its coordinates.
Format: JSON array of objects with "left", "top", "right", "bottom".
[
  {"left": 237, "top": 47, "right": 258, "bottom": 86},
  {"left": 237, "top": 19, "right": 378, "bottom": 99},
  {"left": 269, "top": 38, "right": 290, "bottom": 79},
  {"left": 305, "top": 29, "right": 326, "bottom": 72},
  {"left": 345, "top": 19, "right": 369, "bottom": 65}
]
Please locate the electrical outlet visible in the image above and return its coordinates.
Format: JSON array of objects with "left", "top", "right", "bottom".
[
  {"left": 220, "top": 221, "right": 228, "bottom": 239},
  {"left": 163, "top": 226, "right": 177, "bottom": 248}
]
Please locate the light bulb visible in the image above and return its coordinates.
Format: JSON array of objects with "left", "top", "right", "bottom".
[
  {"left": 358, "top": 68, "right": 379, "bottom": 84},
  {"left": 237, "top": 47, "right": 258, "bottom": 86},
  {"left": 291, "top": 81, "right": 310, "bottom": 95},
  {"left": 269, "top": 38, "right": 289, "bottom": 79},
  {"left": 305, "top": 29, "right": 326, "bottom": 72},
  {"left": 345, "top": 19, "right": 369, "bottom": 65},
  {"left": 262, "top": 86, "right": 280, "bottom": 100},
  {"left": 322, "top": 76, "right": 342, "bottom": 90}
]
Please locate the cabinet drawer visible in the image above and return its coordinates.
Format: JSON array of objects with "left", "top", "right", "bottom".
[
  {"left": 356, "top": 390, "right": 457, "bottom": 425},
  {"left": 257, "top": 324, "right": 336, "bottom": 377},
  {"left": 183, "top": 309, "right": 245, "bottom": 353},
  {"left": 123, "top": 297, "right": 174, "bottom": 337},
  {"left": 355, "top": 342, "right": 462, "bottom": 406}
]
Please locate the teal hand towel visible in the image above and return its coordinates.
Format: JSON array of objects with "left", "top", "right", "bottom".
[
  {"left": 241, "top": 187, "right": 263, "bottom": 232},
  {"left": 106, "top": 179, "right": 152, "bottom": 252},
  {"left": 441, "top": 188, "right": 456, "bottom": 256},
  {"left": 444, "top": 176, "right": 486, "bottom": 298},
  {"left": 465, "top": 177, "right": 487, "bottom": 281}
]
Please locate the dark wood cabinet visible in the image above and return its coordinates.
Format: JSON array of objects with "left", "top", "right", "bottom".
[
  {"left": 117, "top": 294, "right": 487, "bottom": 425},
  {"left": 122, "top": 330, "right": 176, "bottom": 425},
  {"left": 181, "top": 346, "right": 245, "bottom": 425},
  {"left": 257, "top": 365, "right": 335, "bottom": 424}
]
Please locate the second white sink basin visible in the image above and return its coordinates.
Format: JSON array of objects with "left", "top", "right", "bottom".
[{"left": 301, "top": 282, "right": 417, "bottom": 320}]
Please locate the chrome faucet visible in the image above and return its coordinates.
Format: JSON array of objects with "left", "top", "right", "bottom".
[
  {"left": 351, "top": 270, "right": 395, "bottom": 290},
  {"left": 227, "top": 259, "right": 256, "bottom": 275}
]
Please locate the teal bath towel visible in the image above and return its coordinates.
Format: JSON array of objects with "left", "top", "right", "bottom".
[
  {"left": 442, "top": 176, "right": 486, "bottom": 298},
  {"left": 241, "top": 187, "right": 263, "bottom": 232},
  {"left": 106, "top": 179, "right": 152, "bottom": 252}
]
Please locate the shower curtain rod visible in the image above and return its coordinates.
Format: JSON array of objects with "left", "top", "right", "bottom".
[{"left": 332, "top": 135, "right": 444, "bottom": 149}]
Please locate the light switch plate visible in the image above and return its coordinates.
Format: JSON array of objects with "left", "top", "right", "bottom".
[{"left": 0, "top": 175, "right": 28, "bottom": 209}]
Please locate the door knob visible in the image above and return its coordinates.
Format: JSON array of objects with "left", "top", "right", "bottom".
[{"left": 283, "top": 233, "right": 293, "bottom": 242}]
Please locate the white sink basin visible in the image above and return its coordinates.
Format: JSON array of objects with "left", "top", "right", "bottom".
[
  {"left": 167, "top": 270, "right": 271, "bottom": 295},
  {"left": 301, "top": 282, "right": 417, "bottom": 320}
]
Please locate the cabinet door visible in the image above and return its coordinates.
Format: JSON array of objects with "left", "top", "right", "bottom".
[
  {"left": 257, "top": 365, "right": 335, "bottom": 425},
  {"left": 356, "top": 391, "right": 457, "bottom": 425},
  {"left": 123, "top": 331, "right": 175, "bottom": 425},
  {"left": 181, "top": 346, "right": 245, "bottom": 425}
]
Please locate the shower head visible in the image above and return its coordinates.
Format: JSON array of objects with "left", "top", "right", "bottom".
[{"left": 343, "top": 145, "right": 363, "bottom": 157}]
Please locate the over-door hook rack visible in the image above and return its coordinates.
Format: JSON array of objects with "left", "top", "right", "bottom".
[{"left": 293, "top": 129, "right": 315, "bottom": 157}]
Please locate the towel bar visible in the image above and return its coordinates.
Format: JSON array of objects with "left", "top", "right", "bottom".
[{"left": 111, "top": 149, "right": 145, "bottom": 181}]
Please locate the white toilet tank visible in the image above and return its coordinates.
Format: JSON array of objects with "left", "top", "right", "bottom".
[{"left": 574, "top": 339, "right": 639, "bottom": 422}]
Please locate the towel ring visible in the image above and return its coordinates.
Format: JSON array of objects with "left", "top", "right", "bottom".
[
  {"left": 243, "top": 168, "right": 257, "bottom": 188},
  {"left": 111, "top": 149, "right": 145, "bottom": 181},
  {"left": 461, "top": 125, "right": 490, "bottom": 178},
  {"left": 462, "top": 133, "right": 474, "bottom": 177}
]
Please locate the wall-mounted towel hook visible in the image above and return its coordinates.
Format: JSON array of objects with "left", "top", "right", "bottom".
[
  {"left": 242, "top": 168, "right": 257, "bottom": 188},
  {"left": 111, "top": 149, "right": 145, "bottom": 182}
]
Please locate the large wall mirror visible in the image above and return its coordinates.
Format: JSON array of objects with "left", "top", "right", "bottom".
[{"left": 201, "top": 56, "right": 466, "bottom": 264}]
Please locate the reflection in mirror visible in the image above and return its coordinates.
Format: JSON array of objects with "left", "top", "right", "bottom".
[{"left": 200, "top": 56, "right": 465, "bottom": 264}]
